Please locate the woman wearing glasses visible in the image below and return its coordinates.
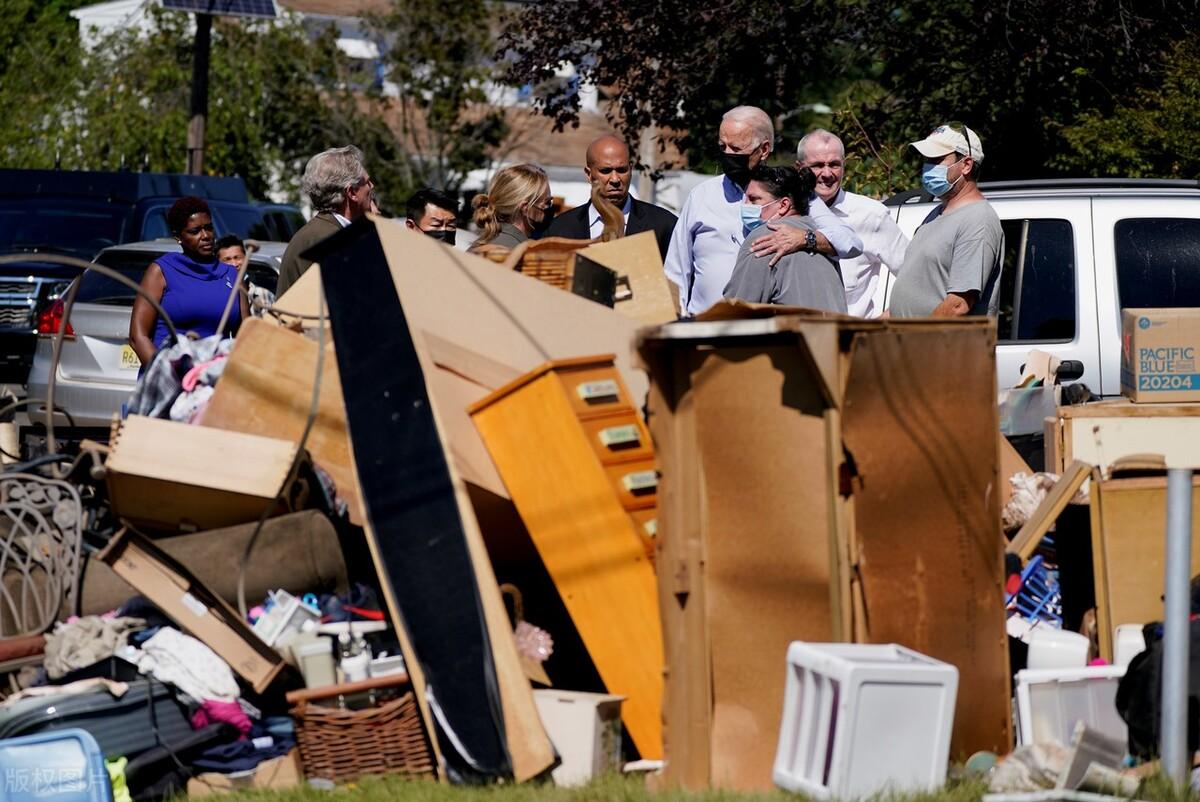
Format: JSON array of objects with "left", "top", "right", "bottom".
[{"left": 129, "top": 196, "right": 248, "bottom": 367}]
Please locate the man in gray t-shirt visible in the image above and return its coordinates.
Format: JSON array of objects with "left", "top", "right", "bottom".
[{"left": 889, "top": 122, "right": 1003, "bottom": 318}]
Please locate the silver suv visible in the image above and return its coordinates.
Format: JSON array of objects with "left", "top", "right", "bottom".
[
  {"left": 881, "top": 179, "right": 1200, "bottom": 396},
  {"left": 25, "top": 239, "right": 284, "bottom": 433}
]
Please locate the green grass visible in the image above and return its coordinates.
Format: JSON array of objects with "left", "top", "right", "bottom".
[{"left": 211, "top": 771, "right": 1200, "bottom": 802}]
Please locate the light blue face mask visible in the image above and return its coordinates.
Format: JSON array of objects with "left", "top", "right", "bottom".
[
  {"left": 741, "top": 198, "right": 782, "bottom": 233},
  {"left": 921, "top": 158, "right": 963, "bottom": 197}
]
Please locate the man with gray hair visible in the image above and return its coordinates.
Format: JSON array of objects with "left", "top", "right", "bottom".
[
  {"left": 664, "top": 106, "right": 862, "bottom": 316},
  {"left": 277, "top": 145, "right": 373, "bottom": 296},
  {"left": 790, "top": 129, "right": 909, "bottom": 317}
]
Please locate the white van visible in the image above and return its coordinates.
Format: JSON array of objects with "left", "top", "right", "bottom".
[{"left": 880, "top": 179, "right": 1200, "bottom": 397}]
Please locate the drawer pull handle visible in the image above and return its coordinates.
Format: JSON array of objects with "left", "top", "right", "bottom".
[
  {"left": 642, "top": 518, "right": 657, "bottom": 538},
  {"left": 622, "top": 470, "right": 658, "bottom": 495},
  {"left": 599, "top": 424, "right": 640, "bottom": 448},
  {"left": 576, "top": 379, "right": 620, "bottom": 403}
]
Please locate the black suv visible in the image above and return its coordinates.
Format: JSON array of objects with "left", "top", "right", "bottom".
[{"left": 0, "top": 169, "right": 296, "bottom": 384}]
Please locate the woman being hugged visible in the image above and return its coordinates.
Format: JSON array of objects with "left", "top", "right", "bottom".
[
  {"left": 128, "top": 196, "right": 249, "bottom": 366},
  {"left": 468, "top": 164, "right": 554, "bottom": 252}
]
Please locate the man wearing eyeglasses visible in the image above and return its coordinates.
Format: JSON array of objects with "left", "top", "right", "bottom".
[
  {"left": 888, "top": 123, "right": 1003, "bottom": 318},
  {"left": 796, "top": 129, "right": 909, "bottom": 318},
  {"left": 277, "top": 145, "right": 373, "bottom": 297},
  {"left": 663, "top": 105, "right": 862, "bottom": 316}
]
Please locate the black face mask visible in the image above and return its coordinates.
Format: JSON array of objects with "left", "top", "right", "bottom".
[
  {"left": 718, "top": 150, "right": 754, "bottom": 186},
  {"left": 529, "top": 203, "right": 555, "bottom": 237},
  {"left": 424, "top": 229, "right": 456, "bottom": 246}
]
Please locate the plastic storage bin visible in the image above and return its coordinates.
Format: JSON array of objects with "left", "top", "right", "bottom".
[
  {"left": 533, "top": 689, "right": 624, "bottom": 787},
  {"left": 773, "top": 642, "right": 958, "bottom": 800},
  {"left": 0, "top": 728, "right": 112, "bottom": 802},
  {"left": 1015, "top": 666, "right": 1127, "bottom": 749}
]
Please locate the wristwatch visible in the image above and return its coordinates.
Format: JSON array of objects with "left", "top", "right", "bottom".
[{"left": 804, "top": 229, "right": 818, "bottom": 252}]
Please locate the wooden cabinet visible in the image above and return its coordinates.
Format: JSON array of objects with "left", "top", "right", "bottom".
[{"left": 468, "top": 355, "right": 663, "bottom": 759}]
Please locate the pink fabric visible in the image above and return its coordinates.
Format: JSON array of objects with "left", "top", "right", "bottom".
[
  {"left": 190, "top": 699, "right": 252, "bottom": 738},
  {"left": 180, "top": 355, "right": 226, "bottom": 392}
]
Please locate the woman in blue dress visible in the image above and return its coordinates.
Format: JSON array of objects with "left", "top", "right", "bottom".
[{"left": 128, "top": 196, "right": 249, "bottom": 367}]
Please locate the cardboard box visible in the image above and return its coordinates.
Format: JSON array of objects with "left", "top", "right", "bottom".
[
  {"left": 106, "top": 415, "right": 298, "bottom": 532},
  {"left": 533, "top": 689, "right": 624, "bottom": 787},
  {"left": 1121, "top": 308, "right": 1200, "bottom": 402},
  {"left": 97, "top": 528, "right": 286, "bottom": 693},
  {"left": 639, "top": 303, "right": 1010, "bottom": 789},
  {"left": 186, "top": 750, "right": 301, "bottom": 796}
]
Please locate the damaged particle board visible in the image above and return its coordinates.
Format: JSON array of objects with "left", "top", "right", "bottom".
[
  {"left": 469, "top": 355, "right": 663, "bottom": 759},
  {"left": 1006, "top": 461, "right": 1091, "bottom": 562},
  {"left": 1089, "top": 467, "right": 1200, "bottom": 661},
  {"left": 639, "top": 308, "right": 1010, "bottom": 790},
  {"left": 1044, "top": 401, "right": 1200, "bottom": 475},
  {"left": 97, "top": 528, "right": 286, "bottom": 693},
  {"left": 308, "top": 219, "right": 555, "bottom": 783},
  {"left": 578, "top": 231, "right": 677, "bottom": 326},
  {"left": 106, "top": 415, "right": 297, "bottom": 532},
  {"left": 201, "top": 318, "right": 363, "bottom": 523}
]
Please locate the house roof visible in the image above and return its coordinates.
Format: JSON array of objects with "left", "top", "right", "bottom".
[{"left": 277, "top": 0, "right": 390, "bottom": 16}]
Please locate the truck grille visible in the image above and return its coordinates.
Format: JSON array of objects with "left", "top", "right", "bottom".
[
  {"left": 0, "top": 282, "right": 35, "bottom": 295},
  {"left": 0, "top": 305, "right": 34, "bottom": 328}
]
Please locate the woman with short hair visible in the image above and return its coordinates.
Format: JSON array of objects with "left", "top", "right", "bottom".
[
  {"left": 468, "top": 164, "right": 553, "bottom": 251},
  {"left": 128, "top": 196, "right": 248, "bottom": 367}
]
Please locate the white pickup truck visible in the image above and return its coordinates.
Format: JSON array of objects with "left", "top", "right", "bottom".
[{"left": 880, "top": 179, "right": 1200, "bottom": 396}]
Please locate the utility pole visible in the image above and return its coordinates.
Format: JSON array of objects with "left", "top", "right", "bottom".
[{"left": 186, "top": 12, "right": 212, "bottom": 175}]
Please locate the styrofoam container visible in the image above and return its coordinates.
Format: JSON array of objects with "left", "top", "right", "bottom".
[
  {"left": 1015, "top": 666, "right": 1127, "bottom": 749},
  {"left": 1026, "top": 628, "right": 1090, "bottom": 670},
  {"left": 1113, "top": 625, "right": 1146, "bottom": 667},
  {"left": 773, "top": 642, "right": 958, "bottom": 800},
  {"left": 533, "top": 689, "right": 624, "bottom": 786}
]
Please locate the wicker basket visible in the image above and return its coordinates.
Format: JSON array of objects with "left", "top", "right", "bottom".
[{"left": 291, "top": 688, "right": 435, "bottom": 782}]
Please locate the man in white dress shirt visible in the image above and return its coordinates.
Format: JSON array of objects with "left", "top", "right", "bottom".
[
  {"left": 663, "top": 106, "right": 863, "bottom": 316},
  {"left": 796, "top": 129, "right": 909, "bottom": 318}
]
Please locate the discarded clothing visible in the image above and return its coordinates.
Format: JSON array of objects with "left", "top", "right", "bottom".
[
  {"left": 192, "top": 730, "right": 294, "bottom": 773},
  {"left": 191, "top": 699, "right": 252, "bottom": 737},
  {"left": 43, "top": 615, "right": 145, "bottom": 680},
  {"left": 127, "top": 334, "right": 233, "bottom": 420},
  {"left": 107, "top": 757, "right": 132, "bottom": 802},
  {"left": 121, "top": 627, "right": 239, "bottom": 702}
]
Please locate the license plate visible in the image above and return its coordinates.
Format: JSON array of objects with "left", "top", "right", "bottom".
[{"left": 119, "top": 345, "right": 141, "bottom": 371}]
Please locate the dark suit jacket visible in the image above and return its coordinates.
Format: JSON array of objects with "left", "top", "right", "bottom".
[
  {"left": 545, "top": 197, "right": 678, "bottom": 259},
  {"left": 276, "top": 212, "right": 341, "bottom": 297}
]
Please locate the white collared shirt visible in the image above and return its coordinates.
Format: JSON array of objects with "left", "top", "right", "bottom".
[
  {"left": 825, "top": 189, "right": 910, "bottom": 318},
  {"left": 663, "top": 175, "right": 865, "bottom": 316},
  {"left": 333, "top": 212, "right": 352, "bottom": 228},
  {"left": 588, "top": 195, "right": 632, "bottom": 239}
]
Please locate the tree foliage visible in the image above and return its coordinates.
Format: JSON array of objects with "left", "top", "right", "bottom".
[{"left": 501, "top": 0, "right": 1200, "bottom": 185}]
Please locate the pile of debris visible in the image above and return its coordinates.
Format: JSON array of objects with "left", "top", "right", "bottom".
[{"left": 1, "top": 218, "right": 1197, "bottom": 802}]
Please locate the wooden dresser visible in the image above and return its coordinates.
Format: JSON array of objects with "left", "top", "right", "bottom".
[{"left": 468, "top": 355, "right": 663, "bottom": 759}]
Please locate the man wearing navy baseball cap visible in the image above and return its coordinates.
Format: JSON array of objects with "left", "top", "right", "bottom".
[{"left": 888, "top": 122, "right": 1004, "bottom": 318}]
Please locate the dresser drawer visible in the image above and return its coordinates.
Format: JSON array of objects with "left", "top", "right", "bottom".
[
  {"left": 604, "top": 459, "right": 658, "bottom": 510},
  {"left": 580, "top": 413, "right": 655, "bottom": 464},
  {"left": 628, "top": 507, "right": 657, "bottom": 563},
  {"left": 558, "top": 366, "right": 634, "bottom": 418}
]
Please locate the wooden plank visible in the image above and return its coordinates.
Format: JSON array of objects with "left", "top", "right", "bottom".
[
  {"left": 841, "top": 326, "right": 1011, "bottom": 758},
  {"left": 470, "top": 363, "right": 663, "bottom": 760},
  {"left": 201, "top": 318, "right": 363, "bottom": 524},
  {"left": 579, "top": 232, "right": 677, "bottom": 326},
  {"left": 1007, "top": 460, "right": 1092, "bottom": 561},
  {"left": 313, "top": 221, "right": 554, "bottom": 782}
]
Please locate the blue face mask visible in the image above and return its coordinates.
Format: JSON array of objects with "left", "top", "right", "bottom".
[
  {"left": 921, "top": 159, "right": 963, "bottom": 197},
  {"left": 741, "top": 198, "right": 782, "bottom": 233}
]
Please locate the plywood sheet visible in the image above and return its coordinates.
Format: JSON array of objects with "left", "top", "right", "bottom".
[
  {"left": 840, "top": 326, "right": 1011, "bottom": 758},
  {"left": 579, "top": 232, "right": 676, "bottom": 326},
  {"left": 1091, "top": 475, "right": 1200, "bottom": 660},
  {"left": 313, "top": 222, "right": 555, "bottom": 782},
  {"left": 201, "top": 319, "right": 363, "bottom": 523},
  {"left": 689, "top": 347, "right": 837, "bottom": 790}
]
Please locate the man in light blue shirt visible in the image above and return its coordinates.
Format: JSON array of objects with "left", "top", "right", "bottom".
[{"left": 663, "top": 106, "right": 863, "bottom": 316}]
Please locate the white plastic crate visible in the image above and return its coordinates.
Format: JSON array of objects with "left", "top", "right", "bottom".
[
  {"left": 1015, "top": 666, "right": 1127, "bottom": 749},
  {"left": 773, "top": 642, "right": 958, "bottom": 800}
]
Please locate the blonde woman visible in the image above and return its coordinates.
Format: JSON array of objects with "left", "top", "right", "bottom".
[{"left": 469, "top": 164, "right": 553, "bottom": 251}]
